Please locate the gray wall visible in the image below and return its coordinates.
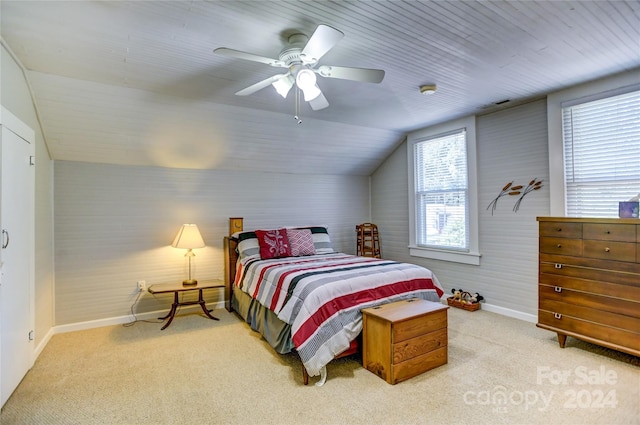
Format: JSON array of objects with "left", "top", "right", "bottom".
[
  {"left": 371, "top": 99, "right": 550, "bottom": 320},
  {"left": 54, "top": 161, "right": 370, "bottom": 325},
  {"left": 1, "top": 43, "right": 55, "bottom": 350}
]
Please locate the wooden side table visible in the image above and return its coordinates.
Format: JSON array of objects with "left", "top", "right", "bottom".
[{"left": 147, "top": 279, "right": 224, "bottom": 330}]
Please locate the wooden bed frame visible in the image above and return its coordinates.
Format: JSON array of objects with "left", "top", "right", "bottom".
[
  {"left": 222, "top": 217, "right": 359, "bottom": 385},
  {"left": 222, "top": 217, "right": 243, "bottom": 313}
]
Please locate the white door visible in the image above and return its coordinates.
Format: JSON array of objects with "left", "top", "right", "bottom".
[{"left": 0, "top": 122, "right": 35, "bottom": 408}]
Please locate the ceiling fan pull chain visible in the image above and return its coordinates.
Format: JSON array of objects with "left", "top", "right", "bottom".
[{"left": 294, "top": 87, "right": 302, "bottom": 124}]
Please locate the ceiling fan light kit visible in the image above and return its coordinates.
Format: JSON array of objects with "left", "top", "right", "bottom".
[
  {"left": 215, "top": 24, "right": 385, "bottom": 118},
  {"left": 272, "top": 74, "right": 294, "bottom": 98},
  {"left": 296, "top": 69, "right": 321, "bottom": 101}
]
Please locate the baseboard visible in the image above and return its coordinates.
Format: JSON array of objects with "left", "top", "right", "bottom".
[
  {"left": 52, "top": 301, "right": 226, "bottom": 334},
  {"left": 438, "top": 295, "right": 536, "bottom": 323},
  {"left": 35, "top": 327, "right": 55, "bottom": 359},
  {"left": 481, "top": 302, "right": 537, "bottom": 323}
]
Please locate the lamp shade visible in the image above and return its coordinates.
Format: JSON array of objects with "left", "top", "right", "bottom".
[
  {"left": 272, "top": 74, "right": 294, "bottom": 98},
  {"left": 171, "top": 224, "right": 205, "bottom": 249},
  {"left": 296, "top": 69, "right": 321, "bottom": 101},
  {"left": 296, "top": 69, "right": 316, "bottom": 90}
]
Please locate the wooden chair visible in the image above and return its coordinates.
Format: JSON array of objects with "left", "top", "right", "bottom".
[{"left": 356, "top": 223, "right": 381, "bottom": 258}]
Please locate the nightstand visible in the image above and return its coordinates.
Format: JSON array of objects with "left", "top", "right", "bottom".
[{"left": 147, "top": 279, "right": 224, "bottom": 330}]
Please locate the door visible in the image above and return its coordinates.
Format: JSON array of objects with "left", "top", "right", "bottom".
[{"left": 0, "top": 120, "right": 35, "bottom": 408}]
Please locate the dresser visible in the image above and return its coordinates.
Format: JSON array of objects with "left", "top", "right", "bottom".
[
  {"left": 537, "top": 217, "right": 640, "bottom": 356},
  {"left": 362, "top": 298, "right": 448, "bottom": 384}
]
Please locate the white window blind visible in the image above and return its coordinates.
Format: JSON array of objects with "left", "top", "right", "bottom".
[
  {"left": 562, "top": 89, "right": 640, "bottom": 217},
  {"left": 414, "top": 129, "right": 468, "bottom": 250}
]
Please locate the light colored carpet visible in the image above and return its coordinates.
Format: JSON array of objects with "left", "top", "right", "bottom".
[{"left": 1, "top": 306, "right": 638, "bottom": 425}]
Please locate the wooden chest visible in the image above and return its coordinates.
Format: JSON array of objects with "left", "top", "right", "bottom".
[
  {"left": 362, "top": 298, "right": 448, "bottom": 385},
  {"left": 537, "top": 217, "right": 640, "bottom": 356}
]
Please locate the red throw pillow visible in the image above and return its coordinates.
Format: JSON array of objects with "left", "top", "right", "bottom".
[
  {"left": 286, "top": 228, "right": 316, "bottom": 256},
  {"left": 255, "top": 229, "right": 291, "bottom": 259}
]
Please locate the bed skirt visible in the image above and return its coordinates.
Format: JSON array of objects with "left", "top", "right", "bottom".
[{"left": 231, "top": 285, "right": 295, "bottom": 354}]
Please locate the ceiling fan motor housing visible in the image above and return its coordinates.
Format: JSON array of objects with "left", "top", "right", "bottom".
[{"left": 280, "top": 33, "right": 310, "bottom": 67}]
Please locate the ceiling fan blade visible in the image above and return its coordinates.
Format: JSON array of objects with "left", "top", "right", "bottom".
[
  {"left": 316, "top": 65, "right": 385, "bottom": 83},
  {"left": 300, "top": 24, "right": 344, "bottom": 64},
  {"left": 235, "top": 74, "right": 288, "bottom": 96},
  {"left": 308, "top": 90, "right": 329, "bottom": 110},
  {"left": 214, "top": 47, "right": 285, "bottom": 68}
]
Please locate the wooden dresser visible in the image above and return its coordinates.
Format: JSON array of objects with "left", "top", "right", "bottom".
[
  {"left": 537, "top": 217, "right": 640, "bottom": 357},
  {"left": 362, "top": 298, "right": 448, "bottom": 385}
]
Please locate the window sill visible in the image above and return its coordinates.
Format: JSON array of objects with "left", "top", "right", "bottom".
[{"left": 409, "top": 246, "right": 481, "bottom": 265}]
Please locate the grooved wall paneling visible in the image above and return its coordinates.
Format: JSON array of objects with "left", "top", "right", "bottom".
[
  {"left": 372, "top": 100, "right": 549, "bottom": 316},
  {"left": 54, "top": 161, "right": 369, "bottom": 325}
]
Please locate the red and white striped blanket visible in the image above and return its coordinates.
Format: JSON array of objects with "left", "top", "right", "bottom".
[{"left": 234, "top": 253, "right": 444, "bottom": 377}]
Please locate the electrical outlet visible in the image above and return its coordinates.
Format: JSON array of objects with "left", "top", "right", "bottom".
[{"left": 137, "top": 280, "right": 146, "bottom": 292}]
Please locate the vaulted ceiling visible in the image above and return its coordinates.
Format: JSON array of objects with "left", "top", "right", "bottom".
[{"left": 2, "top": 1, "right": 639, "bottom": 175}]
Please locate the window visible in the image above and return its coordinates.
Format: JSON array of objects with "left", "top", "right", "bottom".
[
  {"left": 408, "top": 116, "right": 480, "bottom": 265},
  {"left": 562, "top": 89, "right": 640, "bottom": 217},
  {"left": 414, "top": 130, "right": 468, "bottom": 248}
]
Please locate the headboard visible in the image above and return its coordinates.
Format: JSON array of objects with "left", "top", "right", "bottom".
[{"left": 223, "top": 217, "right": 243, "bottom": 312}]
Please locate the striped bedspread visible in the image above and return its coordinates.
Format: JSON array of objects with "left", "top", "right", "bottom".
[{"left": 234, "top": 253, "right": 445, "bottom": 377}]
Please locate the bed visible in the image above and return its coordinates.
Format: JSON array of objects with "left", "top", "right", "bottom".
[{"left": 223, "top": 218, "right": 444, "bottom": 385}]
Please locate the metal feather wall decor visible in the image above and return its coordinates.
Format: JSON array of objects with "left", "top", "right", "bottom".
[{"left": 487, "top": 179, "right": 543, "bottom": 215}]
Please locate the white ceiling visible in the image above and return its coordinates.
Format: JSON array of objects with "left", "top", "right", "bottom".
[{"left": 2, "top": 1, "right": 639, "bottom": 175}]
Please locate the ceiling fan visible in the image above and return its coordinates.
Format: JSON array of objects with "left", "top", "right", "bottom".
[{"left": 214, "top": 24, "right": 385, "bottom": 112}]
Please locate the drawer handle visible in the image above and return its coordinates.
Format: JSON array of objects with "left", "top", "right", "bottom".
[
  {"left": 554, "top": 286, "right": 562, "bottom": 293},
  {"left": 606, "top": 230, "right": 610, "bottom": 234},
  {"left": 554, "top": 313, "right": 562, "bottom": 319},
  {"left": 556, "top": 228, "right": 562, "bottom": 232},
  {"left": 554, "top": 263, "right": 563, "bottom": 269},
  {"left": 556, "top": 244, "right": 562, "bottom": 248},
  {"left": 604, "top": 247, "right": 610, "bottom": 252}
]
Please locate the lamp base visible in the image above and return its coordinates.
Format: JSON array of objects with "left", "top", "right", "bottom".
[{"left": 182, "top": 279, "right": 198, "bottom": 286}]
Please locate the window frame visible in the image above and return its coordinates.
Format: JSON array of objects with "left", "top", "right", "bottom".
[
  {"left": 407, "top": 116, "right": 480, "bottom": 265},
  {"left": 547, "top": 72, "right": 640, "bottom": 216}
]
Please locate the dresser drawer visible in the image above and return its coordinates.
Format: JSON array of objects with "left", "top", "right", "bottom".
[
  {"left": 539, "top": 221, "right": 582, "bottom": 238},
  {"left": 538, "top": 310, "right": 640, "bottom": 352},
  {"left": 394, "top": 310, "right": 447, "bottom": 342},
  {"left": 583, "top": 223, "right": 636, "bottom": 242},
  {"left": 583, "top": 240, "right": 636, "bottom": 262},
  {"left": 539, "top": 273, "right": 640, "bottom": 302},
  {"left": 540, "top": 298, "right": 640, "bottom": 330},
  {"left": 539, "top": 284, "right": 639, "bottom": 318},
  {"left": 540, "top": 300, "right": 640, "bottom": 328},
  {"left": 539, "top": 260, "right": 640, "bottom": 287},
  {"left": 393, "top": 328, "right": 447, "bottom": 363},
  {"left": 393, "top": 346, "right": 447, "bottom": 384},
  {"left": 539, "top": 237, "right": 582, "bottom": 256}
]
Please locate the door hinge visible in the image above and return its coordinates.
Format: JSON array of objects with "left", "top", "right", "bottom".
[
  {"left": 29, "top": 330, "right": 34, "bottom": 341},
  {"left": 30, "top": 156, "right": 35, "bottom": 166}
]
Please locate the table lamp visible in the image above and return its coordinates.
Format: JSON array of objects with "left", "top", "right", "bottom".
[{"left": 171, "top": 223, "right": 205, "bottom": 286}]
